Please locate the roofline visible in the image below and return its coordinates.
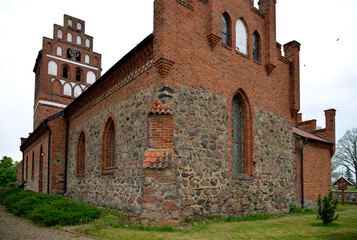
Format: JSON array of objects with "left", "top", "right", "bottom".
[
  {"left": 292, "top": 125, "right": 334, "bottom": 145},
  {"left": 64, "top": 33, "right": 154, "bottom": 115},
  {"left": 20, "top": 110, "right": 63, "bottom": 151}
]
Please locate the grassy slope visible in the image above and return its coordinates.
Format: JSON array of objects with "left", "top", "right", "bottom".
[{"left": 67, "top": 205, "right": 357, "bottom": 240}]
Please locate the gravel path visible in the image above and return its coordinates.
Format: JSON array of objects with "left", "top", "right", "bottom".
[{"left": 0, "top": 206, "right": 102, "bottom": 240}]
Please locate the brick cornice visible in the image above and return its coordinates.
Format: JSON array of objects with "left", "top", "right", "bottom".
[
  {"left": 207, "top": 33, "right": 221, "bottom": 50},
  {"left": 153, "top": 57, "right": 175, "bottom": 78}
]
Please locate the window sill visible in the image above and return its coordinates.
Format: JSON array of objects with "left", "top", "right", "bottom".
[
  {"left": 232, "top": 173, "right": 253, "bottom": 181},
  {"left": 222, "top": 43, "right": 232, "bottom": 51},
  {"left": 102, "top": 167, "right": 115, "bottom": 175},
  {"left": 235, "top": 50, "right": 250, "bottom": 60},
  {"left": 253, "top": 59, "right": 261, "bottom": 65}
]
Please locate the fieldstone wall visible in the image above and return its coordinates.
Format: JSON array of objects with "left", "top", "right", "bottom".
[
  {"left": 171, "top": 87, "right": 297, "bottom": 218},
  {"left": 333, "top": 190, "right": 357, "bottom": 204},
  {"left": 225, "top": 108, "right": 297, "bottom": 216},
  {"left": 66, "top": 86, "right": 156, "bottom": 213}
]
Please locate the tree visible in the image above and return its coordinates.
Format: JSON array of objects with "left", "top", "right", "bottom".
[
  {"left": 0, "top": 156, "right": 17, "bottom": 186},
  {"left": 333, "top": 128, "right": 357, "bottom": 184},
  {"left": 331, "top": 157, "right": 342, "bottom": 182},
  {"left": 345, "top": 168, "right": 354, "bottom": 183}
]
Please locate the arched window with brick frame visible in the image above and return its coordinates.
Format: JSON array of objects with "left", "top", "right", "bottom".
[
  {"left": 31, "top": 151, "right": 35, "bottom": 180},
  {"left": 76, "top": 131, "right": 86, "bottom": 175},
  {"left": 25, "top": 156, "right": 29, "bottom": 180},
  {"left": 253, "top": 31, "right": 261, "bottom": 61},
  {"left": 231, "top": 90, "right": 253, "bottom": 176},
  {"left": 222, "top": 12, "right": 231, "bottom": 46},
  {"left": 101, "top": 116, "right": 116, "bottom": 174}
]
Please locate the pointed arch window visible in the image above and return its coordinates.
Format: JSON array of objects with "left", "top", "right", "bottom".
[
  {"left": 63, "top": 67, "right": 68, "bottom": 78},
  {"left": 102, "top": 117, "right": 116, "bottom": 174},
  {"left": 25, "top": 156, "right": 29, "bottom": 180},
  {"left": 76, "top": 131, "right": 86, "bottom": 175},
  {"left": 236, "top": 19, "right": 248, "bottom": 55},
  {"left": 253, "top": 31, "right": 260, "bottom": 61},
  {"left": 57, "top": 29, "right": 63, "bottom": 39},
  {"left": 231, "top": 91, "right": 253, "bottom": 176},
  {"left": 76, "top": 70, "right": 81, "bottom": 81},
  {"left": 31, "top": 152, "right": 35, "bottom": 180},
  {"left": 222, "top": 13, "right": 231, "bottom": 46},
  {"left": 232, "top": 97, "right": 244, "bottom": 174}
]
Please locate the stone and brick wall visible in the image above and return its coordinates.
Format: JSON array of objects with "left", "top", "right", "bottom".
[{"left": 333, "top": 190, "right": 357, "bottom": 204}]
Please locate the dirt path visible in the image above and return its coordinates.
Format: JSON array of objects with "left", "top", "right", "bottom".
[{"left": 0, "top": 206, "right": 102, "bottom": 240}]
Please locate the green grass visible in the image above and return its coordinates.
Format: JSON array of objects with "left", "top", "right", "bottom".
[
  {"left": 64, "top": 205, "right": 357, "bottom": 240},
  {"left": 0, "top": 188, "right": 100, "bottom": 226}
]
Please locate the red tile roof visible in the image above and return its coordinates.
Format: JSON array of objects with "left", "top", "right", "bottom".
[
  {"left": 143, "top": 149, "right": 173, "bottom": 169},
  {"left": 149, "top": 100, "right": 172, "bottom": 115},
  {"left": 333, "top": 176, "right": 355, "bottom": 186},
  {"left": 292, "top": 125, "right": 334, "bottom": 144}
]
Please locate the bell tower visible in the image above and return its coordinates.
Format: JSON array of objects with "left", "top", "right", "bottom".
[{"left": 33, "top": 14, "right": 102, "bottom": 129}]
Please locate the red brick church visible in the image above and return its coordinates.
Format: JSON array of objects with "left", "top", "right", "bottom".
[{"left": 17, "top": 0, "right": 335, "bottom": 225}]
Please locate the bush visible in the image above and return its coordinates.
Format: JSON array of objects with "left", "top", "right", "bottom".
[
  {"left": 0, "top": 188, "right": 100, "bottom": 226},
  {"left": 317, "top": 191, "right": 339, "bottom": 224}
]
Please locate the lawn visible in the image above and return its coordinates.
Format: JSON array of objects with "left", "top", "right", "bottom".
[{"left": 65, "top": 204, "right": 357, "bottom": 240}]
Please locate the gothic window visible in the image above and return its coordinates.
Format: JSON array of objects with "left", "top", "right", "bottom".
[
  {"left": 67, "top": 32, "right": 72, "bottom": 42},
  {"left": 102, "top": 117, "right": 116, "bottom": 173},
  {"left": 222, "top": 12, "right": 231, "bottom": 46},
  {"left": 236, "top": 19, "right": 248, "bottom": 55},
  {"left": 253, "top": 31, "right": 260, "bottom": 61},
  {"left": 85, "top": 39, "right": 90, "bottom": 48},
  {"left": 85, "top": 54, "right": 90, "bottom": 64},
  {"left": 31, "top": 152, "right": 34, "bottom": 180},
  {"left": 25, "top": 156, "right": 28, "bottom": 180},
  {"left": 63, "top": 67, "right": 68, "bottom": 78},
  {"left": 77, "top": 22, "right": 82, "bottom": 30},
  {"left": 56, "top": 46, "right": 62, "bottom": 56},
  {"left": 76, "top": 131, "right": 85, "bottom": 175},
  {"left": 76, "top": 36, "right": 82, "bottom": 45},
  {"left": 67, "top": 18, "right": 72, "bottom": 27},
  {"left": 76, "top": 70, "right": 81, "bottom": 81},
  {"left": 231, "top": 96, "right": 244, "bottom": 174},
  {"left": 57, "top": 29, "right": 63, "bottom": 39},
  {"left": 48, "top": 61, "right": 57, "bottom": 76},
  {"left": 86, "top": 71, "right": 96, "bottom": 84}
]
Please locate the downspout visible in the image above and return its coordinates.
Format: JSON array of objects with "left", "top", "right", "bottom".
[
  {"left": 64, "top": 117, "right": 69, "bottom": 194},
  {"left": 301, "top": 141, "right": 304, "bottom": 208},
  {"left": 47, "top": 130, "right": 51, "bottom": 194}
]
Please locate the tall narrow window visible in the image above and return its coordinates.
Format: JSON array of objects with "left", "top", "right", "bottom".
[
  {"left": 25, "top": 156, "right": 29, "bottom": 180},
  {"left": 76, "top": 132, "right": 85, "bottom": 175},
  {"left": 232, "top": 96, "right": 244, "bottom": 174},
  {"left": 77, "top": 22, "right": 82, "bottom": 30},
  {"left": 67, "top": 32, "right": 72, "bottom": 42},
  {"left": 236, "top": 19, "right": 248, "bottom": 55},
  {"left": 222, "top": 13, "right": 231, "bottom": 46},
  {"left": 57, "top": 29, "right": 63, "bottom": 39},
  {"left": 76, "top": 70, "right": 81, "bottom": 81},
  {"left": 102, "top": 117, "right": 116, "bottom": 173},
  {"left": 76, "top": 51, "right": 81, "bottom": 61},
  {"left": 56, "top": 46, "right": 62, "bottom": 56},
  {"left": 63, "top": 67, "right": 68, "bottom": 78},
  {"left": 76, "top": 36, "right": 82, "bottom": 45},
  {"left": 67, "top": 19, "right": 73, "bottom": 27},
  {"left": 31, "top": 152, "right": 34, "bottom": 179},
  {"left": 85, "top": 39, "right": 90, "bottom": 48},
  {"left": 253, "top": 31, "right": 260, "bottom": 61}
]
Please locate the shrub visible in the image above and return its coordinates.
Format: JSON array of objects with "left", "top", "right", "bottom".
[
  {"left": 317, "top": 191, "right": 339, "bottom": 224},
  {"left": 0, "top": 188, "right": 100, "bottom": 226}
]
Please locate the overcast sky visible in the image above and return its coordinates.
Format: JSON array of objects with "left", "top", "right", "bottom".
[{"left": 0, "top": 0, "right": 356, "bottom": 161}]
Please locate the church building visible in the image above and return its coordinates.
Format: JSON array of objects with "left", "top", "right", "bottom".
[{"left": 17, "top": 0, "right": 335, "bottom": 226}]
